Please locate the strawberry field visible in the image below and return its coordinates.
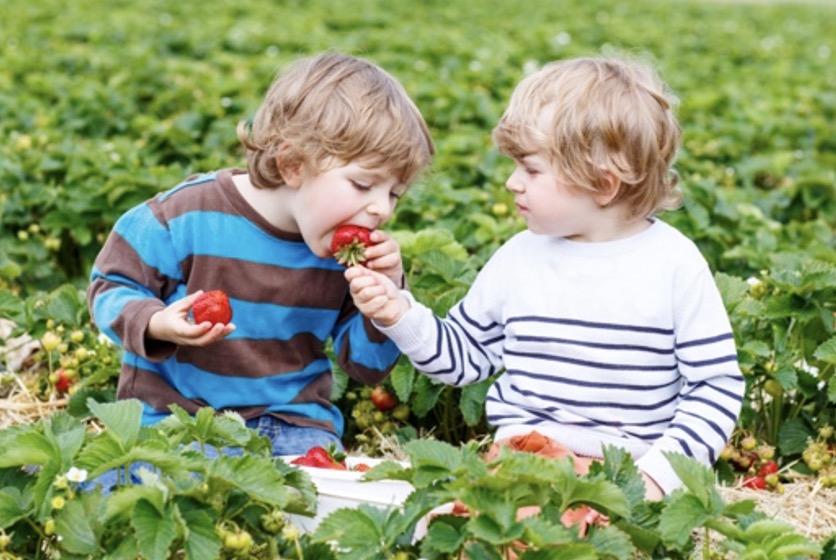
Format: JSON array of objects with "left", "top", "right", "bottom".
[{"left": 1, "top": 0, "right": 835, "bottom": 557}]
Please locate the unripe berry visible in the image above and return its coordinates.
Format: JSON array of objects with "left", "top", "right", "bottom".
[{"left": 41, "top": 332, "right": 61, "bottom": 352}]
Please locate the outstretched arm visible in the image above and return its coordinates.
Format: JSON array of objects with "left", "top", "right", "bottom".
[{"left": 344, "top": 266, "right": 410, "bottom": 327}]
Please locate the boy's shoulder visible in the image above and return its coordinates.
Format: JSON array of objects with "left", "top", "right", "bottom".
[{"left": 157, "top": 169, "right": 234, "bottom": 203}]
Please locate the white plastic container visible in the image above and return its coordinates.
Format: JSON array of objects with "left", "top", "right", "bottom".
[{"left": 283, "top": 456, "right": 414, "bottom": 532}]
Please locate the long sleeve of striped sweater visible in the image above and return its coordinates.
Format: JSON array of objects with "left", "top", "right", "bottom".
[
  {"left": 377, "top": 220, "right": 744, "bottom": 493},
  {"left": 88, "top": 169, "right": 399, "bottom": 434}
]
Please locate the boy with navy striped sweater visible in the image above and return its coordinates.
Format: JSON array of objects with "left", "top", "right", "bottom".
[
  {"left": 346, "top": 56, "right": 744, "bottom": 498},
  {"left": 88, "top": 52, "right": 434, "bottom": 456}
]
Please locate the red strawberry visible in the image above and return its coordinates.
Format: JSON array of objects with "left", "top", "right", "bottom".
[
  {"left": 291, "top": 445, "right": 347, "bottom": 470},
  {"left": 757, "top": 460, "right": 779, "bottom": 477},
  {"left": 54, "top": 368, "right": 72, "bottom": 393},
  {"left": 192, "top": 290, "right": 232, "bottom": 325},
  {"left": 370, "top": 385, "right": 397, "bottom": 412},
  {"left": 742, "top": 476, "right": 766, "bottom": 490},
  {"left": 331, "top": 225, "right": 373, "bottom": 267}
]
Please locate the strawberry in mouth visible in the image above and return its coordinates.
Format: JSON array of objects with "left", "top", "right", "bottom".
[{"left": 330, "top": 225, "right": 373, "bottom": 267}]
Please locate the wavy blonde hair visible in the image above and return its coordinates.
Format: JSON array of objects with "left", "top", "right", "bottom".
[
  {"left": 493, "top": 56, "right": 682, "bottom": 218},
  {"left": 238, "top": 52, "right": 434, "bottom": 189}
]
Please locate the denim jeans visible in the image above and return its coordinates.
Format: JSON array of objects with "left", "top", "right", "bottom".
[{"left": 81, "top": 415, "right": 342, "bottom": 491}]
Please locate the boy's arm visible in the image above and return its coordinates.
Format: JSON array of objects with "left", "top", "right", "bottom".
[
  {"left": 88, "top": 203, "right": 179, "bottom": 360},
  {"left": 345, "top": 259, "right": 506, "bottom": 387},
  {"left": 635, "top": 268, "right": 745, "bottom": 494}
]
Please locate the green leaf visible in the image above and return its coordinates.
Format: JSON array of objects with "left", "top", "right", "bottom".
[
  {"left": 778, "top": 418, "right": 815, "bottom": 456},
  {"left": 44, "top": 284, "right": 86, "bottom": 326},
  {"left": 462, "top": 541, "right": 505, "bottom": 560},
  {"left": 0, "top": 289, "right": 24, "bottom": 322},
  {"left": 87, "top": 398, "right": 143, "bottom": 449},
  {"left": 519, "top": 546, "right": 598, "bottom": 560},
  {"left": 467, "top": 513, "right": 522, "bottom": 545},
  {"left": 208, "top": 455, "right": 295, "bottom": 507},
  {"left": 0, "top": 488, "right": 31, "bottom": 527},
  {"left": 180, "top": 507, "right": 221, "bottom": 560},
  {"left": 829, "top": 376, "right": 836, "bottom": 404},
  {"left": 0, "top": 429, "right": 54, "bottom": 467},
  {"left": 596, "top": 446, "right": 647, "bottom": 512},
  {"left": 714, "top": 272, "right": 749, "bottom": 308},
  {"left": 132, "top": 499, "right": 178, "bottom": 560},
  {"left": 74, "top": 433, "right": 128, "bottom": 476},
  {"left": 663, "top": 452, "right": 722, "bottom": 511},
  {"left": 422, "top": 519, "right": 465, "bottom": 554},
  {"left": 459, "top": 379, "right": 491, "bottom": 427},
  {"left": 410, "top": 375, "right": 445, "bottom": 417},
  {"left": 312, "top": 506, "right": 384, "bottom": 560},
  {"left": 389, "top": 359, "right": 416, "bottom": 404},
  {"left": 55, "top": 499, "right": 99, "bottom": 555},
  {"left": 741, "top": 340, "right": 771, "bottom": 358},
  {"left": 587, "top": 524, "right": 636, "bottom": 560},
  {"left": 813, "top": 336, "right": 836, "bottom": 364},
  {"left": 657, "top": 493, "right": 707, "bottom": 549},
  {"left": 43, "top": 412, "right": 87, "bottom": 466}
]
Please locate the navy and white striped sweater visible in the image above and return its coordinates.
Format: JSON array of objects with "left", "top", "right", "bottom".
[{"left": 378, "top": 220, "right": 744, "bottom": 492}]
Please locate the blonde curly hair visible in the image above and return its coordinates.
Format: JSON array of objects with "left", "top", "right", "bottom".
[
  {"left": 238, "top": 52, "right": 434, "bottom": 189},
  {"left": 493, "top": 56, "right": 682, "bottom": 218}
]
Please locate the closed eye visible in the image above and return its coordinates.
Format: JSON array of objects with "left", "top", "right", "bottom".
[{"left": 350, "top": 180, "right": 371, "bottom": 191}]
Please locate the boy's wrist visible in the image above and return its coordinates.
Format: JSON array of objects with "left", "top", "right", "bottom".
[{"left": 374, "top": 292, "right": 411, "bottom": 328}]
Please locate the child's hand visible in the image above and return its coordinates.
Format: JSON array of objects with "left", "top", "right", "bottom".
[
  {"left": 345, "top": 266, "right": 410, "bottom": 327},
  {"left": 362, "top": 230, "right": 405, "bottom": 288},
  {"left": 147, "top": 291, "right": 236, "bottom": 346}
]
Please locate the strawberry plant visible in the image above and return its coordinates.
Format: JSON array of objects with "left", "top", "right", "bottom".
[
  {"left": 0, "top": 399, "right": 321, "bottom": 559},
  {"left": 309, "top": 439, "right": 822, "bottom": 559}
]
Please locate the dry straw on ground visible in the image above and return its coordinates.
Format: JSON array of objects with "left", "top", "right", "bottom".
[{"left": 719, "top": 473, "right": 836, "bottom": 543}]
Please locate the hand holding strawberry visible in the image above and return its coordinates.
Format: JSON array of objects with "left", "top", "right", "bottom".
[
  {"left": 344, "top": 266, "right": 411, "bottom": 327},
  {"left": 147, "top": 291, "right": 235, "bottom": 347}
]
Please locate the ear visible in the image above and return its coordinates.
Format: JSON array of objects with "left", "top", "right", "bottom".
[
  {"left": 278, "top": 157, "right": 303, "bottom": 188},
  {"left": 593, "top": 169, "right": 621, "bottom": 207},
  {"left": 276, "top": 142, "right": 303, "bottom": 188}
]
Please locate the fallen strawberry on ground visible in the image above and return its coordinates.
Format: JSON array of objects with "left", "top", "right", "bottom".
[
  {"left": 331, "top": 225, "right": 373, "bottom": 267},
  {"left": 192, "top": 290, "right": 233, "bottom": 325}
]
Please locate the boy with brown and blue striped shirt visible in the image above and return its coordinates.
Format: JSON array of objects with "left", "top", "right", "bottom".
[{"left": 88, "top": 52, "right": 434, "bottom": 458}]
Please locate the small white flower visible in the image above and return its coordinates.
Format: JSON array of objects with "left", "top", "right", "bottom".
[
  {"left": 66, "top": 467, "right": 88, "bottom": 483},
  {"left": 746, "top": 277, "right": 762, "bottom": 287}
]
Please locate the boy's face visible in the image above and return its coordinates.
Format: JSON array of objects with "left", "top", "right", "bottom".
[
  {"left": 504, "top": 152, "right": 604, "bottom": 241},
  {"left": 287, "top": 161, "right": 406, "bottom": 258}
]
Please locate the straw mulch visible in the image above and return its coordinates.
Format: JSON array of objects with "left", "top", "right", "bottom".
[{"left": 719, "top": 473, "right": 836, "bottom": 543}]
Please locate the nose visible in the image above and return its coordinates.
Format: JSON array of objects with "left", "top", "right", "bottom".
[
  {"left": 506, "top": 169, "right": 524, "bottom": 194},
  {"left": 366, "top": 189, "right": 394, "bottom": 222}
]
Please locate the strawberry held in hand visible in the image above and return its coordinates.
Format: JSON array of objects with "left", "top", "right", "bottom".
[
  {"left": 192, "top": 290, "right": 233, "bottom": 325},
  {"left": 331, "top": 225, "right": 373, "bottom": 267}
]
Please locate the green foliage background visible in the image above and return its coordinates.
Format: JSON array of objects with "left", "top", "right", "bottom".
[{"left": 1, "top": 0, "right": 835, "bottom": 457}]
